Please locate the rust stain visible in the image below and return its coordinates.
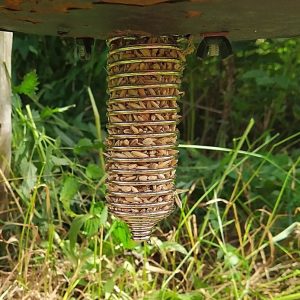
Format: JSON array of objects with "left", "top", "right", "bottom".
[
  {"left": 99, "top": 0, "right": 172, "bottom": 6},
  {"left": 185, "top": 10, "right": 202, "bottom": 18},
  {"left": 17, "top": 17, "right": 41, "bottom": 24},
  {"left": 4, "top": 1, "right": 93, "bottom": 14},
  {"left": 190, "top": 0, "right": 211, "bottom": 2},
  {"left": 53, "top": 2, "right": 93, "bottom": 13},
  {"left": 4, "top": 0, "right": 22, "bottom": 11}
]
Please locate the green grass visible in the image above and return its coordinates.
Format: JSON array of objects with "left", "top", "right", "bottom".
[
  {"left": 1, "top": 35, "right": 300, "bottom": 299},
  {"left": 1, "top": 94, "right": 300, "bottom": 299}
]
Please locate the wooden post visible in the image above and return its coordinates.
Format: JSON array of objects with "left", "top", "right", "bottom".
[{"left": 0, "top": 31, "right": 13, "bottom": 214}]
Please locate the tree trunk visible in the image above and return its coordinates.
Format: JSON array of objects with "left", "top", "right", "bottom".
[{"left": 0, "top": 31, "right": 13, "bottom": 215}]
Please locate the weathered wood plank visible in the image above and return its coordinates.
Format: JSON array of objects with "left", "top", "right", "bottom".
[
  {"left": 0, "top": 31, "right": 13, "bottom": 214},
  {"left": 1, "top": 0, "right": 300, "bottom": 40}
]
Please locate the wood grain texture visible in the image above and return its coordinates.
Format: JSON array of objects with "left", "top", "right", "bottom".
[
  {"left": 0, "top": 31, "right": 12, "bottom": 213},
  {"left": 1, "top": 0, "right": 300, "bottom": 40}
]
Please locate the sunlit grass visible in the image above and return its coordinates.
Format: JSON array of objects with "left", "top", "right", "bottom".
[
  {"left": 2, "top": 36, "right": 300, "bottom": 298},
  {"left": 1, "top": 100, "right": 299, "bottom": 299}
]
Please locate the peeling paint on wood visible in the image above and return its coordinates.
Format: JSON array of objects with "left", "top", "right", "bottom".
[{"left": 4, "top": 0, "right": 22, "bottom": 11}]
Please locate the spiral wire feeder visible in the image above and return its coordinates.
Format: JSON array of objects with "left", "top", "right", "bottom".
[{"left": 106, "top": 36, "right": 187, "bottom": 241}]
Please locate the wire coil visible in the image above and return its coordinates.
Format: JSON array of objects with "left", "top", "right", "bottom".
[{"left": 105, "top": 36, "right": 186, "bottom": 241}]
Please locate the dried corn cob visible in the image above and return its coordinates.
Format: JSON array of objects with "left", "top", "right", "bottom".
[{"left": 106, "top": 36, "right": 187, "bottom": 241}]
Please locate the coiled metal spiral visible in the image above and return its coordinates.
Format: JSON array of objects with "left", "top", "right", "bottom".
[{"left": 105, "top": 36, "right": 186, "bottom": 241}]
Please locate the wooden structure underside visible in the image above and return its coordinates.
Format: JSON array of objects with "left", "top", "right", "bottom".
[{"left": 0, "top": 0, "right": 300, "bottom": 40}]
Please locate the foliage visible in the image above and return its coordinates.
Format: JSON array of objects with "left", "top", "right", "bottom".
[{"left": 0, "top": 34, "right": 299, "bottom": 299}]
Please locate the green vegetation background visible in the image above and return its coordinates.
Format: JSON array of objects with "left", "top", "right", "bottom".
[{"left": 1, "top": 34, "right": 300, "bottom": 299}]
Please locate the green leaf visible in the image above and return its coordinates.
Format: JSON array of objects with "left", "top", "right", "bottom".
[
  {"left": 145, "top": 289, "right": 189, "bottom": 300},
  {"left": 99, "top": 205, "right": 108, "bottom": 225},
  {"left": 84, "top": 206, "right": 108, "bottom": 237},
  {"left": 14, "top": 70, "right": 39, "bottom": 96},
  {"left": 241, "top": 69, "right": 266, "bottom": 80},
  {"left": 218, "top": 244, "right": 241, "bottom": 268},
  {"left": 192, "top": 275, "right": 209, "bottom": 289},
  {"left": 51, "top": 155, "right": 70, "bottom": 166},
  {"left": 14, "top": 142, "right": 26, "bottom": 166},
  {"left": 94, "top": 139, "right": 105, "bottom": 150},
  {"left": 28, "top": 45, "right": 38, "bottom": 55},
  {"left": 68, "top": 214, "right": 92, "bottom": 252},
  {"left": 159, "top": 241, "right": 188, "bottom": 255},
  {"left": 53, "top": 126, "right": 76, "bottom": 147},
  {"left": 241, "top": 69, "right": 274, "bottom": 86},
  {"left": 111, "top": 221, "right": 136, "bottom": 249},
  {"left": 60, "top": 177, "right": 79, "bottom": 217},
  {"left": 224, "top": 251, "right": 240, "bottom": 267},
  {"left": 41, "top": 105, "right": 76, "bottom": 119},
  {"left": 86, "top": 163, "right": 104, "bottom": 180},
  {"left": 103, "top": 278, "right": 114, "bottom": 294},
  {"left": 20, "top": 159, "right": 37, "bottom": 195},
  {"left": 12, "top": 93, "right": 22, "bottom": 110},
  {"left": 178, "top": 292, "right": 204, "bottom": 300},
  {"left": 273, "top": 75, "right": 290, "bottom": 89},
  {"left": 74, "top": 138, "right": 94, "bottom": 155}
]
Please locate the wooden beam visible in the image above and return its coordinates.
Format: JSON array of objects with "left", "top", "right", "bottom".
[
  {"left": 1, "top": 0, "right": 300, "bottom": 40},
  {"left": 0, "top": 31, "right": 13, "bottom": 214}
]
